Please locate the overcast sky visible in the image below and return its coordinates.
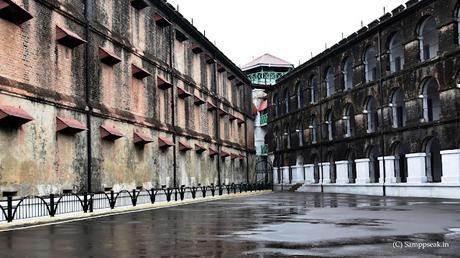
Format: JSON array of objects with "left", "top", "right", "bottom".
[{"left": 167, "top": 0, "right": 406, "bottom": 68}]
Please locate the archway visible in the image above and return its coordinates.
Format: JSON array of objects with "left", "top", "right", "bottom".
[
  {"left": 367, "top": 146, "right": 380, "bottom": 183},
  {"left": 392, "top": 142, "right": 409, "bottom": 183},
  {"left": 424, "top": 137, "right": 443, "bottom": 183},
  {"left": 346, "top": 150, "right": 357, "bottom": 183}
]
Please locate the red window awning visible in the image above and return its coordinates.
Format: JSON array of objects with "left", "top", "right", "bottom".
[
  {"left": 194, "top": 94, "right": 205, "bottom": 106},
  {"left": 258, "top": 100, "right": 268, "bottom": 112},
  {"left": 158, "top": 136, "right": 174, "bottom": 149},
  {"left": 0, "top": 0, "right": 33, "bottom": 25},
  {"left": 217, "top": 64, "right": 226, "bottom": 73},
  {"left": 205, "top": 53, "right": 215, "bottom": 64},
  {"left": 195, "top": 143, "right": 206, "bottom": 153},
  {"left": 56, "top": 116, "right": 87, "bottom": 134},
  {"left": 56, "top": 25, "right": 87, "bottom": 49},
  {"left": 132, "top": 64, "right": 151, "bottom": 80},
  {"left": 192, "top": 43, "right": 203, "bottom": 54},
  {"left": 179, "top": 140, "right": 192, "bottom": 152},
  {"left": 130, "top": 0, "right": 148, "bottom": 10},
  {"left": 134, "top": 132, "right": 153, "bottom": 145},
  {"left": 154, "top": 13, "right": 171, "bottom": 28},
  {"left": 175, "top": 29, "right": 188, "bottom": 42},
  {"left": 177, "top": 86, "right": 192, "bottom": 99},
  {"left": 238, "top": 154, "right": 245, "bottom": 160},
  {"left": 230, "top": 153, "right": 238, "bottom": 160},
  {"left": 0, "top": 105, "right": 33, "bottom": 127},
  {"left": 100, "top": 125, "right": 124, "bottom": 141},
  {"left": 99, "top": 47, "right": 121, "bottom": 66},
  {"left": 237, "top": 118, "right": 245, "bottom": 125},
  {"left": 207, "top": 101, "right": 217, "bottom": 111},
  {"left": 218, "top": 108, "right": 227, "bottom": 117},
  {"left": 208, "top": 148, "right": 218, "bottom": 157},
  {"left": 228, "top": 114, "right": 237, "bottom": 121},
  {"left": 220, "top": 150, "right": 230, "bottom": 158},
  {"left": 157, "top": 76, "right": 172, "bottom": 90}
]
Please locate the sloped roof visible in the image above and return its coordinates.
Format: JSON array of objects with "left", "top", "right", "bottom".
[{"left": 242, "top": 53, "right": 294, "bottom": 71}]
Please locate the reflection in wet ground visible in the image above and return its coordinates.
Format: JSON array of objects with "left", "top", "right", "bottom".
[{"left": 0, "top": 192, "right": 459, "bottom": 257}]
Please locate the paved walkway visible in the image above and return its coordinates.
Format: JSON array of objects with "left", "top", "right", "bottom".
[{"left": 0, "top": 192, "right": 459, "bottom": 257}]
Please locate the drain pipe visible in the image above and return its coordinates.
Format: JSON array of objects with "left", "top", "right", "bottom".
[
  {"left": 84, "top": 0, "right": 93, "bottom": 193},
  {"left": 214, "top": 61, "right": 222, "bottom": 190},
  {"left": 318, "top": 66, "right": 324, "bottom": 193},
  {"left": 377, "top": 28, "right": 387, "bottom": 196},
  {"left": 169, "top": 25, "right": 177, "bottom": 189},
  {"left": 244, "top": 88, "right": 250, "bottom": 184}
]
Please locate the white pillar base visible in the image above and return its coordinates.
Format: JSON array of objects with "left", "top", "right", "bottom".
[
  {"left": 335, "top": 160, "right": 349, "bottom": 184},
  {"left": 378, "top": 156, "right": 397, "bottom": 183},
  {"left": 441, "top": 149, "right": 460, "bottom": 184},
  {"left": 304, "top": 164, "right": 315, "bottom": 184},
  {"left": 406, "top": 153, "right": 428, "bottom": 184},
  {"left": 291, "top": 165, "right": 305, "bottom": 184},
  {"left": 321, "top": 162, "right": 331, "bottom": 184},
  {"left": 281, "top": 166, "right": 290, "bottom": 184},
  {"left": 355, "top": 158, "right": 371, "bottom": 184},
  {"left": 273, "top": 167, "right": 279, "bottom": 184}
]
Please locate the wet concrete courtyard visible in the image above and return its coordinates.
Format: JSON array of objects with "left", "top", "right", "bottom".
[{"left": 0, "top": 192, "right": 459, "bottom": 257}]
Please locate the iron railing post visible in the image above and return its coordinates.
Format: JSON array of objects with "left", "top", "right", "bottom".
[
  {"left": 110, "top": 190, "right": 115, "bottom": 209},
  {"left": 49, "top": 194, "right": 55, "bottom": 217},
  {"left": 132, "top": 189, "right": 137, "bottom": 207},
  {"left": 83, "top": 193, "right": 88, "bottom": 213},
  {"left": 7, "top": 196, "right": 13, "bottom": 222}
]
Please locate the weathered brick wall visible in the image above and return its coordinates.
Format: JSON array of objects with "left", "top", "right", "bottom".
[
  {"left": 268, "top": 0, "right": 460, "bottom": 166},
  {"left": 0, "top": 0, "right": 255, "bottom": 196}
]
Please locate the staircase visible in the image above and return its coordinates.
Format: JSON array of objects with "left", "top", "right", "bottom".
[{"left": 287, "top": 183, "right": 303, "bottom": 192}]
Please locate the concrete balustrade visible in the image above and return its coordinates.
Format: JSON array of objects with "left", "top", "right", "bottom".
[
  {"left": 303, "top": 164, "right": 315, "bottom": 184},
  {"left": 281, "top": 166, "right": 290, "bottom": 184},
  {"left": 321, "top": 162, "right": 331, "bottom": 184},
  {"left": 273, "top": 167, "right": 279, "bottom": 184}
]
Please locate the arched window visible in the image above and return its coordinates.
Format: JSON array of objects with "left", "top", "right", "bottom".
[
  {"left": 296, "top": 82, "right": 304, "bottom": 108},
  {"left": 424, "top": 137, "right": 442, "bottom": 183},
  {"left": 390, "top": 88, "right": 405, "bottom": 128},
  {"left": 296, "top": 120, "right": 303, "bottom": 147},
  {"left": 389, "top": 32, "right": 405, "bottom": 73},
  {"left": 457, "top": 7, "right": 460, "bottom": 45},
  {"left": 283, "top": 89, "right": 289, "bottom": 114},
  {"left": 325, "top": 110, "right": 335, "bottom": 141},
  {"left": 346, "top": 150, "right": 356, "bottom": 183},
  {"left": 367, "top": 147, "right": 380, "bottom": 183},
  {"left": 273, "top": 94, "right": 279, "bottom": 117},
  {"left": 274, "top": 127, "right": 280, "bottom": 150},
  {"left": 325, "top": 67, "right": 335, "bottom": 97},
  {"left": 342, "top": 57, "right": 353, "bottom": 90},
  {"left": 283, "top": 124, "right": 290, "bottom": 149},
  {"left": 418, "top": 16, "right": 439, "bottom": 61},
  {"left": 343, "top": 104, "right": 354, "bottom": 137},
  {"left": 420, "top": 78, "right": 441, "bottom": 122},
  {"left": 310, "top": 76, "right": 318, "bottom": 104},
  {"left": 364, "top": 46, "right": 377, "bottom": 82},
  {"left": 364, "top": 96, "right": 378, "bottom": 133},
  {"left": 310, "top": 115, "right": 318, "bottom": 144}
]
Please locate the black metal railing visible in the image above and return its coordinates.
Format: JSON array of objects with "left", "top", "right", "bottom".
[{"left": 0, "top": 183, "right": 272, "bottom": 223}]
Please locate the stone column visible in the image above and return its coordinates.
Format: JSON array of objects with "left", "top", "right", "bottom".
[
  {"left": 273, "top": 167, "right": 279, "bottom": 184},
  {"left": 355, "top": 158, "right": 371, "bottom": 184},
  {"left": 441, "top": 149, "right": 460, "bottom": 184},
  {"left": 281, "top": 166, "right": 290, "bottom": 184},
  {"left": 304, "top": 164, "right": 315, "bottom": 184},
  {"left": 406, "top": 153, "right": 428, "bottom": 183},
  {"left": 335, "top": 160, "right": 349, "bottom": 184},
  {"left": 378, "top": 156, "right": 397, "bottom": 183},
  {"left": 291, "top": 165, "right": 304, "bottom": 184},
  {"left": 321, "top": 162, "right": 331, "bottom": 183}
]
